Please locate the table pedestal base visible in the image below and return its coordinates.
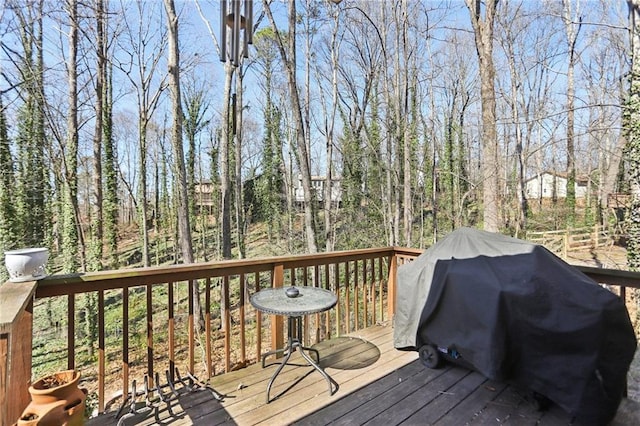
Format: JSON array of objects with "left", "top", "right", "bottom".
[{"left": 261, "top": 316, "right": 338, "bottom": 403}]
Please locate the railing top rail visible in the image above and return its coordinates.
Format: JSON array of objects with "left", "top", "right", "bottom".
[
  {"left": 391, "top": 247, "right": 424, "bottom": 257},
  {"left": 21, "top": 245, "right": 640, "bottom": 298},
  {"left": 35, "top": 247, "right": 397, "bottom": 298},
  {"left": 576, "top": 265, "right": 640, "bottom": 290}
]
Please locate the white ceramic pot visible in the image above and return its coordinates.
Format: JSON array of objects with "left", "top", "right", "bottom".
[{"left": 4, "top": 248, "right": 49, "bottom": 282}]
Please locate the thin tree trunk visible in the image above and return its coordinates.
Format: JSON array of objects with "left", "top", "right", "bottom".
[
  {"left": 401, "top": 0, "right": 412, "bottom": 247},
  {"left": 263, "top": 0, "right": 318, "bottom": 253},
  {"left": 562, "top": 0, "right": 581, "bottom": 225},
  {"left": 625, "top": 0, "right": 640, "bottom": 332},
  {"left": 221, "top": 66, "right": 233, "bottom": 259},
  {"left": 235, "top": 68, "right": 246, "bottom": 259},
  {"left": 138, "top": 115, "right": 150, "bottom": 267},
  {"left": 323, "top": 3, "right": 341, "bottom": 253},
  {"left": 465, "top": 0, "right": 500, "bottom": 232},
  {"left": 92, "top": 0, "right": 105, "bottom": 270},
  {"left": 104, "top": 61, "right": 118, "bottom": 268},
  {"left": 64, "top": 0, "right": 85, "bottom": 272},
  {"left": 163, "top": 0, "right": 202, "bottom": 330}
]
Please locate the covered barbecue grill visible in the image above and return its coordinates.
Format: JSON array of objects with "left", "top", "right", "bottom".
[{"left": 394, "top": 228, "right": 637, "bottom": 425}]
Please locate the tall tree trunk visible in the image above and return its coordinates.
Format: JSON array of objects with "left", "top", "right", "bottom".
[
  {"left": 63, "top": 0, "right": 84, "bottom": 273},
  {"left": 465, "top": 0, "right": 500, "bottom": 232},
  {"left": 221, "top": 65, "right": 234, "bottom": 259},
  {"left": 323, "top": 2, "right": 341, "bottom": 252},
  {"left": 400, "top": 0, "right": 412, "bottom": 247},
  {"left": 235, "top": 68, "right": 246, "bottom": 259},
  {"left": 263, "top": 0, "right": 318, "bottom": 253},
  {"left": 138, "top": 114, "right": 150, "bottom": 267},
  {"left": 502, "top": 20, "right": 527, "bottom": 234},
  {"left": 0, "top": 98, "right": 17, "bottom": 261},
  {"left": 562, "top": 0, "right": 581, "bottom": 226},
  {"left": 92, "top": 0, "right": 106, "bottom": 270},
  {"left": 163, "top": 0, "right": 202, "bottom": 329},
  {"left": 625, "top": 0, "right": 640, "bottom": 332},
  {"left": 103, "top": 61, "right": 118, "bottom": 268},
  {"left": 11, "top": 0, "right": 49, "bottom": 248}
]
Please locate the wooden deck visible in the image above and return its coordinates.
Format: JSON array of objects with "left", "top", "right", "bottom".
[{"left": 88, "top": 323, "right": 639, "bottom": 426}]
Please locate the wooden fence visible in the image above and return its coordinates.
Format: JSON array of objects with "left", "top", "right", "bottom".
[{"left": 526, "top": 225, "right": 614, "bottom": 258}]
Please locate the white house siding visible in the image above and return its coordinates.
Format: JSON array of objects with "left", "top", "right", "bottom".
[{"left": 525, "top": 172, "right": 587, "bottom": 199}]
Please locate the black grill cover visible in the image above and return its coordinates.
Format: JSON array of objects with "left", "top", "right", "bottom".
[{"left": 393, "top": 228, "right": 637, "bottom": 425}]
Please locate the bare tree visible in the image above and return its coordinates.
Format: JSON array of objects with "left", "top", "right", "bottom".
[
  {"left": 263, "top": 0, "right": 318, "bottom": 253},
  {"left": 62, "top": 0, "right": 85, "bottom": 272},
  {"left": 163, "top": 0, "right": 204, "bottom": 332},
  {"left": 90, "top": 0, "right": 106, "bottom": 270},
  {"left": 625, "top": 0, "right": 640, "bottom": 331},
  {"left": 561, "top": 0, "right": 583, "bottom": 225},
  {"left": 465, "top": 0, "right": 501, "bottom": 232},
  {"left": 115, "top": 0, "right": 167, "bottom": 267}
]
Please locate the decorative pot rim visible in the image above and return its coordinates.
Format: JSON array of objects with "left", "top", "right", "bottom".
[
  {"left": 29, "top": 370, "right": 81, "bottom": 394},
  {"left": 5, "top": 247, "right": 49, "bottom": 255}
]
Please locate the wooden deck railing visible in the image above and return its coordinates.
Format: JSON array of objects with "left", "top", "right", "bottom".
[
  {"left": 1, "top": 247, "right": 398, "bottom": 423},
  {"left": 1, "top": 246, "right": 640, "bottom": 425}
]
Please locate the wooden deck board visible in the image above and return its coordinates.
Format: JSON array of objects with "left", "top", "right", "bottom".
[
  {"left": 86, "top": 323, "right": 636, "bottom": 426},
  {"left": 401, "top": 370, "right": 490, "bottom": 425}
]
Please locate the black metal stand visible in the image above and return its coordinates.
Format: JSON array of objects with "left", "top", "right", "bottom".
[
  {"left": 114, "top": 368, "right": 225, "bottom": 425},
  {"left": 261, "top": 316, "right": 338, "bottom": 403}
]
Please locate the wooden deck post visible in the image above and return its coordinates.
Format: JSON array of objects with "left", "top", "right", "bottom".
[
  {"left": 0, "top": 280, "right": 37, "bottom": 426},
  {"left": 387, "top": 254, "right": 397, "bottom": 321},
  {"left": 271, "top": 264, "right": 284, "bottom": 355}
]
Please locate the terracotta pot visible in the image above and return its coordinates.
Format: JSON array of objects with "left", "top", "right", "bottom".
[{"left": 19, "top": 370, "right": 86, "bottom": 426}]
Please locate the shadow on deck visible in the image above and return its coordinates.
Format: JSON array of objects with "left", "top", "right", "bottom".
[{"left": 88, "top": 323, "right": 639, "bottom": 426}]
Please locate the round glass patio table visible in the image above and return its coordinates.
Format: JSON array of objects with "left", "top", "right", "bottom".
[{"left": 250, "top": 286, "right": 339, "bottom": 403}]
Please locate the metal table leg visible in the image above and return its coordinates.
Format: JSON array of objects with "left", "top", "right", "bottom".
[{"left": 264, "top": 316, "right": 338, "bottom": 403}]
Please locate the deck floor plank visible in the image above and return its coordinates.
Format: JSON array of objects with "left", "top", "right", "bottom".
[
  {"left": 431, "top": 378, "right": 509, "bottom": 425},
  {"left": 239, "top": 328, "right": 417, "bottom": 425},
  {"left": 326, "top": 364, "right": 451, "bottom": 426},
  {"left": 85, "top": 323, "right": 633, "bottom": 426},
  {"left": 293, "top": 356, "right": 429, "bottom": 426},
  {"left": 211, "top": 326, "right": 396, "bottom": 421},
  {"left": 401, "top": 369, "right": 490, "bottom": 425},
  {"left": 461, "top": 384, "right": 547, "bottom": 425},
  {"left": 359, "top": 366, "right": 471, "bottom": 426}
]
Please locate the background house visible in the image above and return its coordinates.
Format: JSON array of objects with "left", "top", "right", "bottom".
[
  {"left": 294, "top": 175, "right": 342, "bottom": 204},
  {"left": 525, "top": 171, "right": 588, "bottom": 199}
]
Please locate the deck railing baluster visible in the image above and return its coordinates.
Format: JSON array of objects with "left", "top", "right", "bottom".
[
  {"left": 240, "top": 273, "right": 246, "bottom": 365},
  {"left": 68, "top": 294, "right": 75, "bottom": 371},
  {"left": 98, "top": 290, "right": 105, "bottom": 413},
  {"left": 271, "top": 264, "right": 284, "bottom": 357},
  {"left": 255, "top": 271, "right": 262, "bottom": 361},
  {"left": 363, "top": 258, "right": 368, "bottom": 328},
  {"left": 146, "top": 284, "right": 154, "bottom": 388},
  {"left": 168, "top": 282, "right": 175, "bottom": 382},
  {"left": 188, "top": 279, "right": 195, "bottom": 375},
  {"left": 378, "top": 256, "right": 383, "bottom": 322},
  {"left": 223, "top": 275, "right": 231, "bottom": 372},
  {"left": 324, "top": 264, "right": 331, "bottom": 339},
  {"left": 314, "top": 264, "right": 320, "bottom": 343},
  {"left": 345, "top": 262, "right": 350, "bottom": 333},
  {"left": 205, "top": 278, "right": 212, "bottom": 378},
  {"left": 354, "top": 260, "right": 359, "bottom": 331},
  {"left": 122, "top": 288, "right": 129, "bottom": 403},
  {"left": 334, "top": 262, "right": 340, "bottom": 336}
]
